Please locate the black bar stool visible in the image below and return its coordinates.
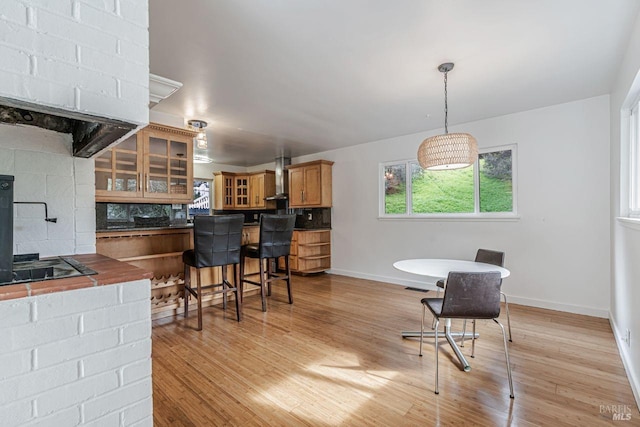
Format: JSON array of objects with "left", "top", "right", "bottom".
[
  {"left": 240, "top": 214, "right": 296, "bottom": 311},
  {"left": 183, "top": 214, "right": 244, "bottom": 330}
]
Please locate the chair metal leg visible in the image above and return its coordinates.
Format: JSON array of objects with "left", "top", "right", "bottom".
[
  {"left": 183, "top": 264, "right": 190, "bottom": 318},
  {"left": 471, "top": 319, "right": 476, "bottom": 358},
  {"left": 419, "top": 303, "right": 426, "bottom": 357},
  {"left": 196, "top": 269, "right": 203, "bottom": 331},
  {"left": 460, "top": 319, "right": 467, "bottom": 347},
  {"left": 493, "top": 319, "right": 514, "bottom": 398},
  {"left": 434, "top": 318, "right": 440, "bottom": 395},
  {"left": 502, "top": 292, "right": 512, "bottom": 342}
]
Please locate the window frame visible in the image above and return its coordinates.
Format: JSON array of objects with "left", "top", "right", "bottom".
[
  {"left": 379, "top": 144, "right": 518, "bottom": 220},
  {"left": 629, "top": 102, "right": 640, "bottom": 217}
]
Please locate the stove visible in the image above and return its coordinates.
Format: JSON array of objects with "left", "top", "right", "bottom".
[{"left": 1, "top": 254, "right": 97, "bottom": 286}]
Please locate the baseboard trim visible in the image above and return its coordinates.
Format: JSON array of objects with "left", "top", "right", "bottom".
[
  {"left": 610, "top": 314, "right": 640, "bottom": 411},
  {"left": 328, "top": 269, "right": 608, "bottom": 317}
]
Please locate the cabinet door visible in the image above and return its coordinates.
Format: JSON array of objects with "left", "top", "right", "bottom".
[
  {"left": 95, "top": 134, "right": 143, "bottom": 199},
  {"left": 302, "top": 164, "right": 322, "bottom": 205},
  {"left": 143, "top": 129, "right": 192, "bottom": 202},
  {"left": 250, "top": 174, "right": 265, "bottom": 208},
  {"left": 223, "top": 175, "right": 235, "bottom": 208},
  {"left": 234, "top": 176, "right": 249, "bottom": 207},
  {"left": 289, "top": 168, "right": 305, "bottom": 207}
]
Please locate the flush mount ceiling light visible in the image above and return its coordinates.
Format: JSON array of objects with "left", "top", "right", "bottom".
[
  {"left": 417, "top": 63, "right": 478, "bottom": 170},
  {"left": 193, "top": 154, "right": 213, "bottom": 164},
  {"left": 187, "top": 119, "right": 208, "bottom": 149}
]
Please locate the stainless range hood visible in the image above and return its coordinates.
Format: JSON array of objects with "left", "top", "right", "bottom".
[
  {"left": 0, "top": 96, "right": 137, "bottom": 158},
  {"left": 265, "top": 156, "right": 291, "bottom": 200}
]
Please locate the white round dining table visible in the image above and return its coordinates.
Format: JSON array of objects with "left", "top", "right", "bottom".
[
  {"left": 393, "top": 259, "right": 510, "bottom": 280},
  {"left": 393, "top": 258, "right": 510, "bottom": 372}
]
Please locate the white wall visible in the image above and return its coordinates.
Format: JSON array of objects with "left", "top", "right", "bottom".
[
  {"left": 0, "top": 0, "right": 149, "bottom": 128},
  {"left": 0, "top": 123, "right": 96, "bottom": 256},
  {"left": 0, "top": 279, "right": 152, "bottom": 426},
  {"left": 610, "top": 10, "right": 640, "bottom": 406},
  {"left": 295, "top": 95, "right": 611, "bottom": 317}
]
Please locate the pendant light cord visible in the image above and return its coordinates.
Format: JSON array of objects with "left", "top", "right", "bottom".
[{"left": 444, "top": 70, "right": 448, "bottom": 134}]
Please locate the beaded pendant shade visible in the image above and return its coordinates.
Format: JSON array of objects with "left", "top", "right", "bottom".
[{"left": 417, "top": 63, "right": 478, "bottom": 170}]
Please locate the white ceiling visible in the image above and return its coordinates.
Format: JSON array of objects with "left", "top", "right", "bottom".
[{"left": 149, "top": 0, "right": 640, "bottom": 166}]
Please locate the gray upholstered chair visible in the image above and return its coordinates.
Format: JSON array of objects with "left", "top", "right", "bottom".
[
  {"left": 435, "top": 249, "right": 512, "bottom": 342},
  {"left": 182, "top": 214, "right": 244, "bottom": 330},
  {"left": 421, "top": 271, "right": 514, "bottom": 398},
  {"left": 240, "top": 214, "right": 296, "bottom": 311}
]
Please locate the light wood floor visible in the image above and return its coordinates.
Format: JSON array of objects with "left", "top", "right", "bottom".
[{"left": 152, "top": 274, "right": 639, "bottom": 426}]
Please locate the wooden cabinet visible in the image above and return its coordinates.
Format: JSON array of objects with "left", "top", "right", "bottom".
[
  {"left": 214, "top": 172, "right": 236, "bottom": 209},
  {"left": 287, "top": 160, "right": 333, "bottom": 208},
  {"left": 249, "top": 171, "right": 276, "bottom": 208},
  {"left": 95, "top": 123, "right": 194, "bottom": 204},
  {"left": 234, "top": 175, "right": 250, "bottom": 208},
  {"left": 280, "top": 229, "right": 331, "bottom": 274},
  {"left": 213, "top": 171, "right": 276, "bottom": 210}
]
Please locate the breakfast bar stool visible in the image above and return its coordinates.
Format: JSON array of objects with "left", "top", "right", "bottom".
[
  {"left": 240, "top": 214, "right": 296, "bottom": 311},
  {"left": 183, "top": 214, "right": 244, "bottom": 330}
]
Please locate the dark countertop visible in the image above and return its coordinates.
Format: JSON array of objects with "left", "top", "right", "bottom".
[{"left": 97, "top": 223, "right": 331, "bottom": 233}]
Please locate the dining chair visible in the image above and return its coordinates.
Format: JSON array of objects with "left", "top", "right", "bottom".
[
  {"left": 434, "top": 249, "right": 512, "bottom": 342},
  {"left": 240, "top": 214, "right": 296, "bottom": 311},
  {"left": 420, "top": 271, "right": 514, "bottom": 398},
  {"left": 182, "top": 214, "right": 244, "bottom": 330}
]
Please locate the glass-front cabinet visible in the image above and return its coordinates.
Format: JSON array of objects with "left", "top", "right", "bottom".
[
  {"left": 95, "top": 134, "right": 142, "bottom": 199},
  {"left": 95, "top": 123, "right": 194, "bottom": 204}
]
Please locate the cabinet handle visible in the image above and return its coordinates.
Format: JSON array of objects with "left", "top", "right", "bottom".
[
  {"left": 145, "top": 174, "right": 149, "bottom": 193},
  {"left": 138, "top": 173, "right": 142, "bottom": 192},
  {"left": 301, "top": 190, "right": 304, "bottom": 202}
]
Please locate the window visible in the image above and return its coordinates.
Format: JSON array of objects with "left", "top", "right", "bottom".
[
  {"left": 189, "top": 179, "right": 212, "bottom": 217},
  {"left": 630, "top": 102, "right": 640, "bottom": 217},
  {"left": 381, "top": 145, "right": 516, "bottom": 218}
]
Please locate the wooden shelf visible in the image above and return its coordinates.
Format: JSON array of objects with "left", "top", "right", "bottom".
[
  {"left": 299, "top": 255, "right": 331, "bottom": 260},
  {"left": 299, "top": 242, "right": 330, "bottom": 247},
  {"left": 119, "top": 252, "right": 184, "bottom": 262}
]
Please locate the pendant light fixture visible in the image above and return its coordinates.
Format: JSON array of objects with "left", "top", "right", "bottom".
[
  {"left": 188, "top": 119, "right": 208, "bottom": 149},
  {"left": 417, "top": 63, "right": 477, "bottom": 170}
]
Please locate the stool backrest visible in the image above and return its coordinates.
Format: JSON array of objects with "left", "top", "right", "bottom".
[
  {"left": 440, "top": 271, "right": 502, "bottom": 319},
  {"left": 258, "top": 214, "right": 296, "bottom": 259},
  {"left": 193, "top": 214, "right": 244, "bottom": 268}
]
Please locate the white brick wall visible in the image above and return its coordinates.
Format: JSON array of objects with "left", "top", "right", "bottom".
[
  {"left": 0, "top": 123, "right": 96, "bottom": 256},
  {"left": 0, "top": 279, "right": 153, "bottom": 427},
  {"left": 0, "top": 0, "right": 149, "bottom": 126}
]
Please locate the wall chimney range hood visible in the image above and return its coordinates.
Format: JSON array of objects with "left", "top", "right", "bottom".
[
  {"left": 0, "top": 96, "right": 137, "bottom": 158},
  {"left": 265, "top": 156, "right": 291, "bottom": 200}
]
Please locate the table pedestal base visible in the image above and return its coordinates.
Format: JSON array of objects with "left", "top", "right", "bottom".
[{"left": 402, "top": 327, "right": 478, "bottom": 372}]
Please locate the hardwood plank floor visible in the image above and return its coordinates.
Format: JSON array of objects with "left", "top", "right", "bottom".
[{"left": 152, "top": 274, "right": 639, "bottom": 426}]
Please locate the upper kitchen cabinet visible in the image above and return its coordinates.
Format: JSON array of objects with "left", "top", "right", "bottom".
[
  {"left": 287, "top": 160, "right": 334, "bottom": 208},
  {"left": 213, "top": 172, "right": 235, "bottom": 210},
  {"left": 95, "top": 123, "right": 195, "bottom": 204},
  {"left": 213, "top": 171, "right": 276, "bottom": 210},
  {"left": 249, "top": 171, "right": 275, "bottom": 209}
]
